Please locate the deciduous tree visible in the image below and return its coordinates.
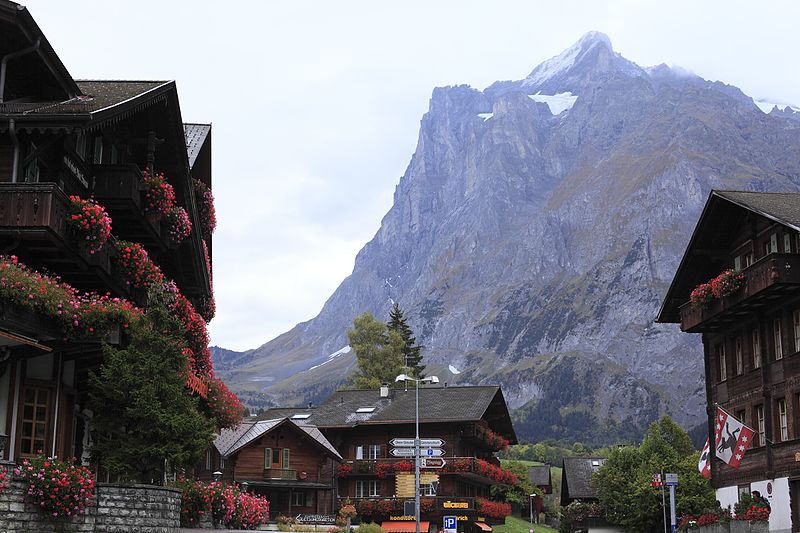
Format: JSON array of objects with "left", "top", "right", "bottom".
[{"left": 347, "top": 312, "right": 404, "bottom": 388}]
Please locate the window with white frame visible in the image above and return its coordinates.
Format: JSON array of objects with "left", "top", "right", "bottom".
[
  {"left": 355, "top": 480, "right": 379, "bottom": 498},
  {"left": 717, "top": 343, "right": 727, "bottom": 382},
  {"left": 756, "top": 405, "right": 765, "bottom": 446},
  {"left": 778, "top": 399, "right": 788, "bottom": 441},
  {"left": 420, "top": 483, "right": 437, "bottom": 496},
  {"left": 752, "top": 329, "right": 761, "bottom": 368},
  {"left": 775, "top": 319, "right": 783, "bottom": 360},
  {"left": 794, "top": 310, "right": 800, "bottom": 352},
  {"left": 293, "top": 492, "right": 306, "bottom": 507},
  {"left": 367, "top": 444, "right": 381, "bottom": 459},
  {"left": 785, "top": 233, "right": 792, "bottom": 253},
  {"left": 735, "top": 336, "right": 744, "bottom": 375}
]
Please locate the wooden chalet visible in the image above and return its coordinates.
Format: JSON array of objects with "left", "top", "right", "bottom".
[
  {"left": 199, "top": 417, "right": 343, "bottom": 520},
  {"left": 0, "top": 0, "right": 213, "bottom": 464},
  {"left": 658, "top": 190, "right": 800, "bottom": 532},
  {"left": 263, "top": 385, "right": 518, "bottom": 533}
]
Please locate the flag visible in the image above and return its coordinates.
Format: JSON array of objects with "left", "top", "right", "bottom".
[
  {"left": 698, "top": 438, "right": 711, "bottom": 478},
  {"left": 714, "top": 406, "right": 755, "bottom": 468}
]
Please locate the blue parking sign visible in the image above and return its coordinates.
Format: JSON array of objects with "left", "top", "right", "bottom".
[{"left": 443, "top": 516, "right": 457, "bottom": 532}]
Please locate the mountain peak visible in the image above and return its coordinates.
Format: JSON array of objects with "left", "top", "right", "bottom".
[{"left": 521, "top": 31, "right": 643, "bottom": 92}]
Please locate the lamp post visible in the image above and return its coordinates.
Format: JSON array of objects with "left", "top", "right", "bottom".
[
  {"left": 529, "top": 494, "right": 534, "bottom": 524},
  {"left": 395, "top": 373, "right": 439, "bottom": 533}
]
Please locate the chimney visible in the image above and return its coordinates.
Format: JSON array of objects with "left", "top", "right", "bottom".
[{"left": 380, "top": 383, "right": 389, "bottom": 398}]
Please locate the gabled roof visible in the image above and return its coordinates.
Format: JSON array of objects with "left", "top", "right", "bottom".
[
  {"left": 561, "top": 457, "right": 604, "bottom": 502},
  {"left": 528, "top": 465, "right": 552, "bottom": 487},
  {"left": 657, "top": 190, "right": 800, "bottom": 323},
  {"left": 0, "top": 0, "right": 80, "bottom": 102},
  {"left": 214, "top": 417, "right": 342, "bottom": 462},
  {"left": 184, "top": 123, "right": 211, "bottom": 169},
  {"left": 296, "top": 386, "right": 517, "bottom": 444}
]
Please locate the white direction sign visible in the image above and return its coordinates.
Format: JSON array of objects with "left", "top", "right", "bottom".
[
  {"left": 390, "top": 447, "right": 416, "bottom": 457},
  {"left": 390, "top": 438, "right": 445, "bottom": 448},
  {"left": 421, "top": 457, "right": 446, "bottom": 468}
]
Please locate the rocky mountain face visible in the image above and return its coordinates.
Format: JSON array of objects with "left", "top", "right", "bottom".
[{"left": 214, "top": 32, "right": 800, "bottom": 445}]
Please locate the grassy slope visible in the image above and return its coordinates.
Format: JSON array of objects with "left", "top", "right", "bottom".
[{"left": 494, "top": 515, "right": 557, "bottom": 533}]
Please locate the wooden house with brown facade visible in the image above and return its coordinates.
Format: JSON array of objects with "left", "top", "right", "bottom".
[
  {"left": 658, "top": 190, "right": 800, "bottom": 533},
  {"left": 0, "top": 0, "right": 213, "bottom": 465},
  {"left": 254, "top": 384, "right": 518, "bottom": 533},
  {"left": 198, "top": 417, "right": 343, "bottom": 520}
]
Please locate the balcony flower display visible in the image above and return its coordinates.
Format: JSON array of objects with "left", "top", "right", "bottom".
[
  {"left": 475, "top": 459, "right": 518, "bottom": 485},
  {"left": 377, "top": 499, "right": 395, "bottom": 514},
  {"left": 689, "top": 282, "right": 714, "bottom": 308},
  {"left": 476, "top": 426, "right": 510, "bottom": 451},
  {"left": 357, "top": 499, "right": 376, "bottom": 517},
  {"left": 475, "top": 498, "right": 512, "bottom": 519},
  {"left": 67, "top": 195, "right": 112, "bottom": 253},
  {"left": 166, "top": 206, "right": 193, "bottom": 245},
  {"left": 0, "top": 466, "right": 8, "bottom": 495},
  {"left": 113, "top": 240, "right": 165, "bottom": 289},
  {"left": 711, "top": 269, "right": 746, "bottom": 298},
  {"left": 16, "top": 454, "right": 95, "bottom": 519},
  {"left": 142, "top": 169, "right": 176, "bottom": 218},
  {"left": 206, "top": 376, "right": 245, "bottom": 429},
  {"left": 0, "top": 255, "right": 142, "bottom": 337},
  {"left": 172, "top": 293, "right": 212, "bottom": 375},
  {"left": 736, "top": 505, "right": 770, "bottom": 522},
  {"left": 193, "top": 179, "right": 217, "bottom": 240},
  {"left": 336, "top": 464, "right": 353, "bottom": 477}
]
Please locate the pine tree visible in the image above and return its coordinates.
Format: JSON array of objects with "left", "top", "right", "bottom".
[
  {"left": 347, "top": 312, "right": 404, "bottom": 388},
  {"left": 88, "top": 291, "right": 215, "bottom": 483},
  {"left": 387, "top": 303, "right": 425, "bottom": 378}
]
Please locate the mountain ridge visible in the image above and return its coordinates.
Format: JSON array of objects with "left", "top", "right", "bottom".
[{"left": 214, "top": 32, "right": 800, "bottom": 445}]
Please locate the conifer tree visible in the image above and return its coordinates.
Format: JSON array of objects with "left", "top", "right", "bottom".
[
  {"left": 88, "top": 289, "right": 215, "bottom": 483},
  {"left": 387, "top": 303, "right": 425, "bottom": 378}
]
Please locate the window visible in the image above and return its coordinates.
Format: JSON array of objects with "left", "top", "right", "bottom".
[
  {"left": 219, "top": 454, "right": 226, "bottom": 470},
  {"left": 93, "top": 136, "right": 103, "bottom": 164},
  {"left": 420, "top": 483, "right": 437, "bottom": 496},
  {"left": 264, "top": 447, "right": 285, "bottom": 469},
  {"left": 735, "top": 410, "right": 746, "bottom": 424},
  {"left": 771, "top": 233, "right": 778, "bottom": 253},
  {"left": 293, "top": 492, "right": 306, "bottom": 507},
  {"left": 735, "top": 336, "right": 744, "bottom": 375},
  {"left": 777, "top": 399, "right": 788, "bottom": 441},
  {"left": 367, "top": 444, "right": 380, "bottom": 459},
  {"left": 755, "top": 405, "right": 765, "bottom": 446},
  {"left": 743, "top": 252, "right": 753, "bottom": 268},
  {"left": 738, "top": 485, "right": 751, "bottom": 501},
  {"left": 785, "top": 233, "right": 792, "bottom": 253},
  {"left": 752, "top": 329, "right": 761, "bottom": 368},
  {"left": 20, "top": 386, "right": 50, "bottom": 456},
  {"left": 205, "top": 449, "right": 213, "bottom": 470},
  {"left": 775, "top": 319, "right": 783, "bottom": 360},
  {"left": 794, "top": 310, "right": 800, "bottom": 352},
  {"left": 355, "top": 445, "right": 363, "bottom": 460},
  {"left": 734, "top": 255, "right": 741, "bottom": 271},
  {"left": 355, "top": 480, "right": 379, "bottom": 498},
  {"left": 717, "top": 343, "right": 727, "bottom": 382}
]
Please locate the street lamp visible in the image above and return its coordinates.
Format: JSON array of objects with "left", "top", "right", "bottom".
[
  {"left": 529, "top": 494, "right": 535, "bottom": 525},
  {"left": 395, "top": 373, "right": 439, "bottom": 533}
]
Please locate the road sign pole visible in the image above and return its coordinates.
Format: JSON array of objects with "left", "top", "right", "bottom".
[{"left": 661, "top": 470, "right": 667, "bottom": 533}]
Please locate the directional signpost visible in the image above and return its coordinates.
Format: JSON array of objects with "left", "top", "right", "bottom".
[
  {"left": 390, "top": 448, "right": 417, "bottom": 457},
  {"left": 425, "top": 448, "right": 445, "bottom": 457},
  {"left": 421, "top": 457, "right": 446, "bottom": 468},
  {"left": 391, "top": 438, "right": 445, "bottom": 448}
]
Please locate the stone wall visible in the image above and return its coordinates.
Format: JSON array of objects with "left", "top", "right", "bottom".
[{"left": 0, "top": 473, "right": 181, "bottom": 533}]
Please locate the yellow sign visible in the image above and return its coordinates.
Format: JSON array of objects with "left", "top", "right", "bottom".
[
  {"left": 389, "top": 516, "right": 415, "bottom": 521},
  {"left": 456, "top": 516, "right": 469, "bottom": 521},
  {"left": 395, "top": 473, "right": 440, "bottom": 498},
  {"left": 443, "top": 501, "right": 470, "bottom": 509}
]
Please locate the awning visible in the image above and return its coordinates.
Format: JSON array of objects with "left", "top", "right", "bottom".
[
  {"left": 381, "top": 521, "right": 430, "bottom": 532},
  {"left": 474, "top": 522, "right": 492, "bottom": 532}
]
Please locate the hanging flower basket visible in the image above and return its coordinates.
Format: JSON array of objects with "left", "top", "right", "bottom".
[
  {"left": 142, "top": 169, "right": 176, "bottom": 218},
  {"left": 166, "top": 206, "right": 193, "bottom": 245},
  {"left": 690, "top": 282, "right": 714, "bottom": 308},
  {"left": 193, "top": 179, "right": 217, "bottom": 240},
  {"left": 67, "top": 196, "right": 112, "bottom": 253}
]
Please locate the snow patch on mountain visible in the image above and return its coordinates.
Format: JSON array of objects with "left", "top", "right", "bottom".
[
  {"left": 754, "top": 98, "right": 800, "bottom": 114},
  {"left": 308, "top": 345, "right": 351, "bottom": 371},
  {"left": 528, "top": 92, "right": 578, "bottom": 115},
  {"left": 477, "top": 113, "right": 494, "bottom": 121}
]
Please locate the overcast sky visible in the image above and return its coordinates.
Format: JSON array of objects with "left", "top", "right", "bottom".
[{"left": 29, "top": 0, "right": 800, "bottom": 351}]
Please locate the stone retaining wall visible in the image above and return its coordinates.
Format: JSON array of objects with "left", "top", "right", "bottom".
[{"left": 0, "top": 474, "right": 181, "bottom": 533}]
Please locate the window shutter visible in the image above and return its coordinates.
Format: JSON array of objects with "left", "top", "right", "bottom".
[
  {"left": 771, "top": 233, "right": 778, "bottom": 253},
  {"left": 356, "top": 445, "right": 363, "bottom": 460},
  {"left": 264, "top": 448, "right": 272, "bottom": 469},
  {"left": 283, "top": 448, "right": 290, "bottom": 469}
]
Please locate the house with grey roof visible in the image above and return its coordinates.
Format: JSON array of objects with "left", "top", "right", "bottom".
[{"left": 199, "top": 417, "right": 342, "bottom": 519}]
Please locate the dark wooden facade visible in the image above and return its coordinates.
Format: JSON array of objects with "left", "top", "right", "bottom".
[
  {"left": 199, "top": 418, "right": 341, "bottom": 519},
  {"left": 0, "top": 0, "right": 212, "bottom": 466},
  {"left": 658, "top": 191, "right": 800, "bottom": 532},
  {"left": 278, "top": 386, "right": 519, "bottom": 532}
]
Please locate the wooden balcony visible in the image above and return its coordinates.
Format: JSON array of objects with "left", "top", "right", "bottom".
[
  {"left": 341, "top": 496, "right": 477, "bottom": 513},
  {"left": 345, "top": 457, "right": 505, "bottom": 486},
  {"left": 0, "top": 183, "right": 128, "bottom": 297},
  {"left": 91, "top": 164, "right": 166, "bottom": 250},
  {"left": 264, "top": 468, "right": 297, "bottom": 480},
  {"left": 679, "top": 253, "right": 800, "bottom": 332}
]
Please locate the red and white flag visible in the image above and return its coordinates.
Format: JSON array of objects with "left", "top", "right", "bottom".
[
  {"left": 698, "top": 438, "right": 711, "bottom": 478},
  {"left": 714, "top": 406, "right": 755, "bottom": 468}
]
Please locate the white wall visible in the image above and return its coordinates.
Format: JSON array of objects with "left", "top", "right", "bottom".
[{"left": 718, "top": 478, "right": 791, "bottom": 533}]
